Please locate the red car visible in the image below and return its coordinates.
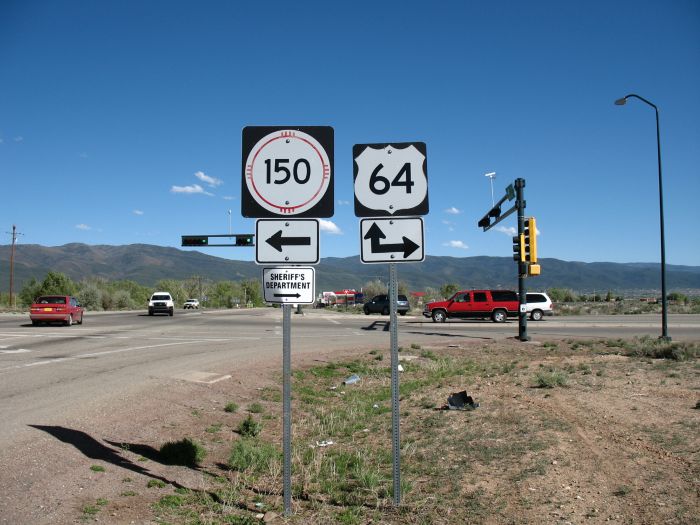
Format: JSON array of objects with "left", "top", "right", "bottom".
[{"left": 30, "top": 295, "right": 84, "bottom": 326}]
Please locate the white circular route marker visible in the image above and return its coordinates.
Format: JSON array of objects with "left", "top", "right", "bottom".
[{"left": 244, "top": 129, "right": 331, "bottom": 216}]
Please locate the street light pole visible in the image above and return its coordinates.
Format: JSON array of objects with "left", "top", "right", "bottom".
[
  {"left": 485, "top": 172, "right": 496, "bottom": 206},
  {"left": 615, "top": 94, "right": 670, "bottom": 340}
]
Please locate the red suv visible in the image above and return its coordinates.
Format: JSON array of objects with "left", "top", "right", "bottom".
[
  {"left": 423, "top": 290, "right": 518, "bottom": 323},
  {"left": 30, "top": 295, "right": 84, "bottom": 326}
]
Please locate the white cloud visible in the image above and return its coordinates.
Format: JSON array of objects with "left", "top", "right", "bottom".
[
  {"left": 443, "top": 240, "right": 469, "bottom": 250},
  {"left": 319, "top": 219, "right": 342, "bottom": 235},
  {"left": 444, "top": 206, "right": 461, "bottom": 215},
  {"left": 13, "top": 136, "right": 23, "bottom": 143},
  {"left": 170, "top": 184, "right": 214, "bottom": 196},
  {"left": 75, "top": 224, "right": 92, "bottom": 230},
  {"left": 495, "top": 225, "right": 517, "bottom": 236},
  {"left": 194, "top": 171, "right": 223, "bottom": 187},
  {"left": 222, "top": 195, "right": 235, "bottom": 201},
  {"left": 337, "top": 200, "right": 351, "bottom": 206},
  {"left": 133, "top": 209, "right": 144, "bottom": 215}
]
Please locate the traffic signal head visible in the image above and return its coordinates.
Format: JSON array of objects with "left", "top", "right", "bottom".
[
  {"left": 478, "top": 216, "right": 490, "bottom": 229},
  {"left": 524, "top": 217, "right": 537, "bottom": 263},
  {"left": 512, "top": 234, "right": 525, "bottom": 262},
  {"left": 182, "top": 236, "right": 208, "bottom": 247},
  {"left": 235, "top": 234, "right": 254, "bottom": 247}
]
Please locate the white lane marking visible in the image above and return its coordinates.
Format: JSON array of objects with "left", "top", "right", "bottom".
[
  {"left": 0, "top": 340, "right": 214, "bottom": 373},
  {"left": 173, "top": 371, "right": 232, "bottom": 384},
  {"left": 326, "top": 318, "right": 341, "bottom": 325},
  {"left": 0, "top": 349, "right": 31, "bottom": 354}
]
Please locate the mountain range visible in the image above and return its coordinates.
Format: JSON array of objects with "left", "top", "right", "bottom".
[{"left": 1, "top": 243, "right": 699, "bottom": 294}]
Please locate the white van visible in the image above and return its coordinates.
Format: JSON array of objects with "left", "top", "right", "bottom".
[{"left": 525, "top": 292, "right": 553, "bottom": 321}]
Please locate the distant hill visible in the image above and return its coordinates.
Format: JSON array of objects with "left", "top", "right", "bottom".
[{"left": 1, "top": 243, "right": 699, "bottom": 294}]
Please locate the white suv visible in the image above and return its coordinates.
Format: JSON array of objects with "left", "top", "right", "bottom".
[
  {"left": 525, "top": 292, "right": 553, "bottom": 321},
  {"left": 148, "top": 292, "right": 174, "bottom": 316},
  {"left": 183, "top": 299, "right": 200, "bottom": 309}
]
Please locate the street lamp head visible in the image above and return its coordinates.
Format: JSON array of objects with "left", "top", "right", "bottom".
[
  {"left": 614, "top": 97, "right": 628, "bottom": 106},
  {"left": 484, "top": 171, "right": 496, "bottom": 178}
]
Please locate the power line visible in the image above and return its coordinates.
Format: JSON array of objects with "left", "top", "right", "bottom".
[{"left": 6, "top": 225, "right": 24, "bottom": 308}]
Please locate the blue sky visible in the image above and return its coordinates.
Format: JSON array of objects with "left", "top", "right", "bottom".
[{"left": 1, "top": 0, "right": 699, "bottom": 265}]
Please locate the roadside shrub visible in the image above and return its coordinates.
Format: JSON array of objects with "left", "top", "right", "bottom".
[
  {"left": 534, "top": 370, "right": 568, "bottom": 388},
  {"left": 227, "top": 438, "right": 280, "bottom": 473},
  {"left": 237, "top": 415, "right": 262, "bottom": 437},
  {"left": 224, "top": 402, "right": 239, "bottom": 413},
  {"left": 77, "top": 283, "right": 103, "bottom": 311},
  {"left": 624, "top": 337, "right": 699, "bottom": 361},
  {"left": 112, "top": 289, "right": 134, "bottom": 310},
  {"left": 159, "top": 438, "right": 206, "bottom": 467}
]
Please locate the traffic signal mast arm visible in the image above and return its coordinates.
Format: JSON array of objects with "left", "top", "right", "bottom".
[
  {"left": 477, "top": 184, "right": 518, "bottom": 231},
  {"left": 181, "top": 234, "right": 255, "bottom": 247}
]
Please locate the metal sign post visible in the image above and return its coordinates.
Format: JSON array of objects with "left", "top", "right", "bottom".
[
  {"left": 388, "top": 263, "right": 401, "bottom": 505},
  {"left": 282, "top": 303, "right": 292, "bottom": 515}
]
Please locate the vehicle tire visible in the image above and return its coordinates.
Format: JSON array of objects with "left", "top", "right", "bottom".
[
  {"left": 78, "top": 314, "right": 84, "bottom": 325},
  {"left": 531, "top": 309, "right": 543, "bottom": 321},
  {"left": 432, "top": 309, "right": 447, "bottom": 323},
  {"left": 148, "top": 308, "right": 154, "bottom": 316},
  {"left": 382, "top": 307, "right": 389, "bottom": 315},
  {"left": 31, "top": 320, "right": 39, "bottom": 326},
  {"left": 66, "top": 315, "right": 73, "bottom": 326},
  {"left": 169, "top": 308, "right": 174, "bottom": 317},
  {"left": 491, "top": 309, "right": 507, "bottom": 323},
  {"left": 399, "top": 311, "right": 406, "bottom": 316},
  {"left": 364, "top": 307, "right": 370, "bottom": 315}
]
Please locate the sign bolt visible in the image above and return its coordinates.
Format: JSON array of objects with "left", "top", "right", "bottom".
[
  {"left": 285, "top": 139, "right": 290, "bottom": 143},
  {"left": 390, "top": 220, "right": 394, "bottom": 225},
  {"left": 285, "top": 256, "right": 289, "bottom": 261},
  {"left": 391, "top": 254, "right": 395, "bottom": 259},
  {"left": 389, "top": 205, "right": 394, "bottom": 210},
  {"left": 285, "top": 222, "right": 289, "bottom": 227},
  {"left": 285, "top": 201, "right": 290, "bottom": 205}
]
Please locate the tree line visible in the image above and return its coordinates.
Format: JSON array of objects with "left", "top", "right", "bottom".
[{"left": 4, "top": 272, "right": 265, "bottom": 310}]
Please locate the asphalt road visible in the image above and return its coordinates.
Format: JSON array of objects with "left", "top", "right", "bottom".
[{"left": 0, "top": 309, "right": 698, "bottom": 445}]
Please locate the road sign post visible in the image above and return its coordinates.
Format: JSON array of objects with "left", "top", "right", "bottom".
[
  {"left": 353, "top": 141, "right": 428, "bottom": 507},
  {"left": 244, "top": 125, "right": 333, "bottom": 516},
  {"left": 389, "top": 262, "right": 401, "bottom": 505}
]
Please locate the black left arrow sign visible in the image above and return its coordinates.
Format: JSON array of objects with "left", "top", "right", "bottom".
[
  {"left": 266, "top": 230, "right": 311, "bottom": 252},
  {"left": 274, "top": 293, "right": 301, "bottom": 298},
  {"left": 363, "top": 222, "right": 420, "bottom": 258}
]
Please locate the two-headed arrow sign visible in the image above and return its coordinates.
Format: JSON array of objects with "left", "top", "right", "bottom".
[
  {"left": 363, "top": 223, "right": 420, "bottom": 258},
  {"left": 360, "top": 218, "right": 425, "bottom": 263}
]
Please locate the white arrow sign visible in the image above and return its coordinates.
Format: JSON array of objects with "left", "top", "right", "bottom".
[
  {"left": 256, "top": 219, "right": 319, "bottom": 265},
  {"left": 360, "top": 218, "right": 425, "bottom": 264},
  {"left": 353, "top": 142, "right": 428, "bottom": 217},
  {"left": 262, "top": 267, "right": 315, "bottom": 304}
]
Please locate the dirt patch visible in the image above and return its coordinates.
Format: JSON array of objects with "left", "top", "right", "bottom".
[{"left": 1, "top": 338, "right": 698, "bottom": 524}]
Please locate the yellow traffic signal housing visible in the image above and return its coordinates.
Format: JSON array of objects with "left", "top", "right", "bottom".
[
  {"left": 528, "top": 264, "right": 541, "bottom": 276},
  {"left": 524, "top": 217, "right": 537, "bottom": 263}
]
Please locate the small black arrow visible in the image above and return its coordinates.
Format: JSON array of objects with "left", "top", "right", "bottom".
[
  {"left": 274, "top": 293, "right": 301, "bottom": 298},
  {"left": 363, "top": 223, "right": 420, "bottom": 258},
  {"left": 266, "top": 230, "right": 312, "bottom": 252}
]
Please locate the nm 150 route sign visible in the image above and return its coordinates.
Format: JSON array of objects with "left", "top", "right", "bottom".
[{"left": 242, "top": 126, "right": 334, "bottom": 218}]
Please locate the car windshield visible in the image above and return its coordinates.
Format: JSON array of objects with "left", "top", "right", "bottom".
[
  {"left": 398, "top": 295, "right": 408, "bottom": 302},
  {"left": 152, "top": 295, "right": 171, "bottom": 301},
  {"left": 35, "top": 296, "right": 66, "bottom": 304},
  {"left": 186, "top": 299, "right": 197, "bottom": 303}
]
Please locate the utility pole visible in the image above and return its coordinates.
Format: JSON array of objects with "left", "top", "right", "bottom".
[{"left": 7, "top": 225, "right": 23, "bottom": 308}]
